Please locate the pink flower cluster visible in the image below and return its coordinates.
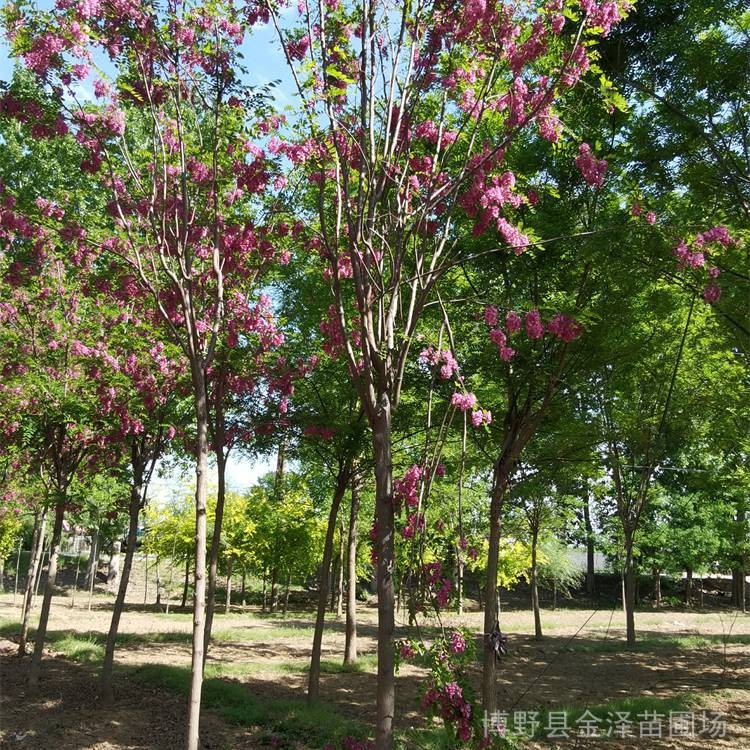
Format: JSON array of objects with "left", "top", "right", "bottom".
[
  {"left": 547, "top": 313, "right": 584, "bottom": 343},
  {"left": 402, "top": 512, "right": 425, "bottom": 539},
  {"left": 394, "top": 464, "right": 423, "bottom": 508},
  {"left": 422, "top": 681, "right": 473, "bottom": 743},
  {"left": 450, "top": 392, "right": 477, "bottom": 412},
  {"left": 574, "top": 143, "right": 607, "bottom": 188},
  {"left": 419, "top": 346, "right": 460, "bottom": 380},
  {"left": 673, "top": 226, "right": 736, "bottom": 305},
  {"left": 449, "top": 630, "right": 467, "bottom": 654}
]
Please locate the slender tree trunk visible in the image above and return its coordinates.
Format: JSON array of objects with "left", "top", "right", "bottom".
[
  {"left": 19, "top": 507, "right": 47, "bottom": 656},
  {"left": 344, "top": 475, "right": 360, "bottom": 665},
  {"left": 552, "top": 581, "right": 557, "bottom": 610},
  {"left": 28, "top": 502, "right": 65, "bottom": 691},
  {"left": 0, "top": 555, "right": 5, "bottom": 593},
  {"left": 336, "top": 516, "right": 345, "bottom": 617},
  {"left": 241, "top": 571, "right": 246, "bottom": 610},
  {"left": 181, "top": 558, "right": 190, "bottom": 609},
  {"left": 270, "top": 567, "right": 277, "bottom": 613},
  {"left": 262, "top": 569, "right": 267, "bottom": 612},
  {"left": 653, "top": 567, "right": 661, "bottom": 608},
  {"left": 282, "top": 571, "right": 291, "bottom": 616},
  {"left": 155, "top": 561, "right": 161, "bottom": 607},
  {"left": 204, "top": 447, "right": 227, "bottom": 666},
  {"left": 698, "top": 574, "right": 704, "bottom": 607},
  {"left": 531, "top": 531, "right": 542, "bottom": 640},
  {"left": 107, "top": 541, "right": 122, "bottom": 592},
  {"left": 13, "top": 538, "right": 22, "bottom": 606},
  {"left": 584, "top": 495, "right": 595, "bottom": 596},
  {"left": 224, "top": 559, "right": 232, "bottom": 615},
  {"left": 685, "top": 566, "right": 693, "bottom": 606},
  {"left": 186, "top": 362, "right": 211, "bottom": 750},
  {"left": 624, "top": 537, "right": 636, "bottom": 645},
  {"left": 102, "top": 463, "right": 143, "bottom": 703},
  {"left": 372, "top": 398, "right": 395, "bottom": 750},
  {"left": 482, "top": 462, "right": 507, "bottom": 718},
  {"left": 143, "top": 551, "right": 149, "bottom": 606},
  {"left": 85, "top": 527, "right": 99, "bottom": 590},
  {"left": 308, "top": 467, "right": 349, "bottom": 703}
]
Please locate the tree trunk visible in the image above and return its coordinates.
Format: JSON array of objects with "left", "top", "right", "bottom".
[
  {"left": 19, "top": 507, "right": 47, "bottom": 656},
  {"left": 270, "top": 567, "right": 277, "bottom": 613},
  {"left": 282, "top": 571, "right": 291, "bottom": 616},
  {"left": 584, "top": 495, "right": 595, "bottom": 596},
  {"left": 653, "top": 567, "right": 661, "bottom": 608},
  {"left": 0, "top": 554, "right": 5, "bottom": 593},
  {"left": 224, "top": 559, "right": 232, "bottom": 615},
  {"left": 482, "top": 461, "right": 507, "bottom": 718},
  {"left": 204, "top": 447, "right": 227, "bottom": 666},
  {"left": 85, "top": 527, "right": 99, "bottom": 590},
  {"left": 685, "top": 566, "right": 693, "bottom": 606},
  {"left": 102, "top": 459, "right": 143, "bottom": 703},
  {"left": 181, "top": 558, "right": 190, "bottom": 609},
  {"left": 28, "top": 502, "right": 65, "bottom": 691},
  {"left": 241, "top": 571, "right": 246, "bottom": 609},
  {"left": 186, "top": 361, "right": 211, "bottom": 750},
  {"left": 531, "top": 531, "right": 542, "bottom": 640},
  {"left": 336, "top": 515, "right": 345, "bottom": 617},
  {"left": 624, "top": 538, "right": 636, "bottom": 645},
  {"left": 552, "top": 581, "right": 557, "bottom": 610},
  {"left": 372, "top": 397, "right": 395, "bottom": 750},
  {"left": 699, "top": 575, "right": 704, "bottom": 607},
  {"left": 344, "top": 475, "right": 360, "bottom": 665},
  {"left": 308, "top": 467, "right": 349, "bottom": 703},
  {"left": 107, "top": 541, "right": 122, "bottom": 592},
  {"left": 262, "top": 569, "right": 267, "bottom": 612}
]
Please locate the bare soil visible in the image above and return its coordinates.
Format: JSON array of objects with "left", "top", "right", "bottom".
[{"left": 1, "top": 590, "right": 748, "bottom": 749}]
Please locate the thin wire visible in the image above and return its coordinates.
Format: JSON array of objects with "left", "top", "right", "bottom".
[{"left": 509, "top": 607, "right": 601, "bottom": 711}]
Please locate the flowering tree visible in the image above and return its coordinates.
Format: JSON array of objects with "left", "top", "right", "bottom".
[
  {"left": 270, "top": 1, "right": 630, "bottom": 742},
  {"left": 3, "top": 1, "right": 287, "bottom": 744}
]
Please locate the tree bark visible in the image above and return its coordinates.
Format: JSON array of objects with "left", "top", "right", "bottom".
[
  {"left": 186, "top": 362, "right": 210, "bottom": 750},
  {"left": 107, "top": 541, "right": 122, "bottom": 592},
  {"left": 336, "top": 515, "right": 345, "bottom": 617},
  {"left": 481, "top": 461, "right": 507, "bottom": 717},
  {"left": 344, "top": 475, "right": 360, "bottom": 665},
  {"left": 308, "top": 466, "right": 350, "bottom": 702},
  {"left": 181, "top": 557, "right": 190, "bottom": 609},
  {"left": 85, "top": 527, "right": 99, "bottom": 590},
  {"left": 28, "top": 502, "right": 64, "bottom": 691},
  {"left": 102, "top": 456, "right": 144, "bottom": 703},
  {"left": 584, "top": 495, "right": 595, "bottom": 596},
  {"left": 19, "top": 507, "right": 47, "bottom": 656},
  {"left": 685, "top": 566, "right": 693, "bottom": 606},
  {"left": 282, "top": 571, "right": 291, "bottom": 616},
  {"left": 204, "top": 443, "right": 227, "bottom": 666},
  {"left": 224, "top": 559, "right": 232, "bottom": 615},
  {"left": 653, "top": 567, "right": 661, "bottom": 608},
  {"left": 530, "top": 530, "right": 542, "bottom": 640},
  {"left": 624, "top": 538, "right": 636, "bottom": 645},
  {"left": 373, "top": 397, "right": 395, "bottom": 750}
]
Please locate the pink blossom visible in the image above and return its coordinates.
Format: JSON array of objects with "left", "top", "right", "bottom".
[
  {"left": 703, "top": 282, "right": 721, "bottom": 305},
  {"left": 525, "top": 309, "right": 544, "bottom": 339},
  {"left": 575, "top": 143, "right": 607, "bottom": 188},
  {"left": 645, "top": 211, "right": 656, "bottom": 225},
  {"left": 547, "top": 313, "right": 584, "bottom": 342},
  {"left": 505, "top": 310, "right": 521, "bottom": 334},
  {"left": 449, "top": 631, "right": 467, "bottom": 654},
  {"left": 451, "top": 392, "right": 477, "bottom": 412},
  {"left": 484, "top": 305, "right": 499, "bottom": 327}
]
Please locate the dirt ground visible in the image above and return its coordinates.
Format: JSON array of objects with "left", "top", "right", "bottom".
[{"left": 1, "top": 590, "right": 748, "bottom": 749}]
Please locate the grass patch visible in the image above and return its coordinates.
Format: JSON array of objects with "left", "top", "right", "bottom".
[
  {"left": 52, "top": 633, "right": 105, "bottom": 663},
  {"left": 133, "top": 662, "right": 368, "bottom": 748},
  {"left": 568, "top": 633, "right": 750, "bottom": 654},
  {"left": 280, "top": 654, "right": 378, "bottom": 675},
  {"left": 214, "top": 625, "right": 316, "bottom": 642}
]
